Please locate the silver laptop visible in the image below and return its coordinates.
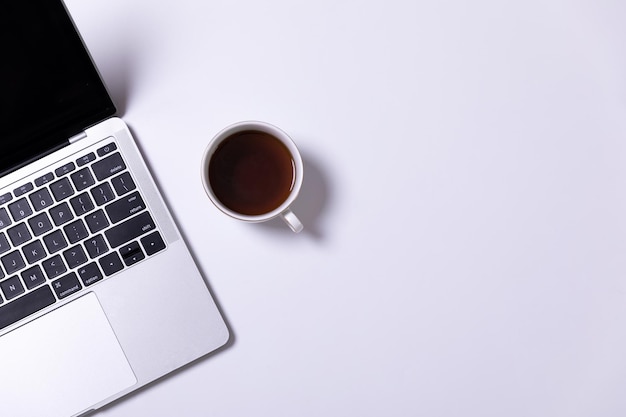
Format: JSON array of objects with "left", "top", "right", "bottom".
[{"left": 0, "top": 2, "right": 229, "bottom": 416}]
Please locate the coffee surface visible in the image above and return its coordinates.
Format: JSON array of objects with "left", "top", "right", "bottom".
[{"left": 209, "top": 130, "right": 295, "bottom": 215}]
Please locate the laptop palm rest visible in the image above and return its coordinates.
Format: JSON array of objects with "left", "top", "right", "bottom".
[{"left": 2, "top": 292, "right": 137, "bottom": 417}]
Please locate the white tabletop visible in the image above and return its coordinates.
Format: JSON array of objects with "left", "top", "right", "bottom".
[{"left": 64, "top": 1, "right": 626, "bottom": 416}]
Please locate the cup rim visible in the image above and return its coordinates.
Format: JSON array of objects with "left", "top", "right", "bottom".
[{"left": 200, "top": 121, "right": 304, "bottom": 222}]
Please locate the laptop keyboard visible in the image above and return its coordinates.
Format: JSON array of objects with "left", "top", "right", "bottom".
[{"left": 0, "top": 141, "right": 166, "bottom": 330}]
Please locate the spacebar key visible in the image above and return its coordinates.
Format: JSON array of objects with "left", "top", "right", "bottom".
[
  {"left": 0, "top": 285, "right": 56, "bottom": 330},
  {"left": 105, "top": 211, "right": 156, "bottom": 248}
]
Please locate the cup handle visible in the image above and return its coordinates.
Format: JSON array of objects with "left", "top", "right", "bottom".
[{"left": 280, "top": 208, "right": 303, "bottom": 233}]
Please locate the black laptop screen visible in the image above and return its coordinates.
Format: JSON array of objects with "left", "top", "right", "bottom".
[{"left": 0, "top": 1, "right": 116, "bottom": 175}]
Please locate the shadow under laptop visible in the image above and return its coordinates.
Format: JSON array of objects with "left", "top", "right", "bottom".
[
  {"left": 94, "top": 27, "right": 142, "bottom": 116},
  {"left": 255, "top": 149, "right": 332, "bottom": 241}
]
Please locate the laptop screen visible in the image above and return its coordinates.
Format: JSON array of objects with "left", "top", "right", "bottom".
[{"left": 0, "top": 1, "right": 116, "bottom": 176}]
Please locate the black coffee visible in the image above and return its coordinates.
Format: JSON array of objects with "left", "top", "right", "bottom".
[{"left": 209, "top": 130, "right": 295, "bottom": 215}]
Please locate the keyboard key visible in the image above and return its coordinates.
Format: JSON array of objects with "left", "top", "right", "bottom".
[
  {"left": 7, "top": 223, "right": 32, "bottom": 246},
  {"left": 0, "top": 207, "right": 12, "bottom": 230},
  {"left": 1, "top": 250, "right": 25, "bottom": 275},
  {"left": 96, "top": 142, "right": 117, "bottom": 157},
  {"left": 42, "top": 255, "right": 66, "bottom": 279},
  {"left": 55, "top": 162, "right": 76, "bottom": 177},
  {"left": 105, "top": 212, "right": 156, "bottom": 248},
  {"left": 8, "top": 198, "right": 33, "bottom": 222},
  {"left": 99, "top": 252, "right": 123, "bottom": 276},
  {"left": 76, "top": 152, "right": 96, "bottom": 167},
  {"left": 23, "top": 240, "right": 46, "bottom": 264},
  {"left": 0, "top": 276, "right": 25, "bottom": 300},
  {"left": 0, "top": 193, "right": 13, "bottom": 205},
  {"left": 28, "top": 188, "right": 54, "bottom": 211},
  {"left": 43, "top": 230, "right": 68, "bottom": 254},
  {"left": 111, "top": 172, "right": 136, "bottom": 196},
  {"left": 92, "top": 153, "right": 126, "bottom": 181},
  {"left": 63, "top": 245, "right": 88, "bottom": 268},
  {"left": 21, "top": 265, "right": 46, "bottom": 290},
  {"left": 141, "top": 231, "right": 166, "bottom": 256},
  {"left": 63, "top": 219, "right": 88, "bottom": 244},
  {"left": 119, "top": 241, "right": 139, "bottom": 258},
  {"left": 120, "top": 241, "right": 145, "bottom": 266},
  {"left": 90, "top": 183, "right": 115, "bottom": 206},
  {"left": 69, "top": 193, "right": 94, "bottom": 216},
  {"left": 78, "top": 262, "right": 103, "bottom": 286},
  {"left": 50, "top": 177, "right": 74, "bottom": 202},
  {"left": 34, "top": 172, "right": 55, "bottom": 187},
  {"left": 49, "top": 202, "right": 74, "bottom": 226},
  {"left": 85, "top": 209, "right": 109, "bottom": 234},
  {"left": 51, "top": 272, "right": 82, "bottom": 299},
  {"left": 0, "top": 233, "right": 10, "bottom": 255},
  {"left": 70, "top": 168, "right": 95, "bottom": 192},
  {"left": 0, "top": 285, "right": 55, "bottom": 330},
  {"left": 14, "top": 183, "right": 33, "bottom": 197},
  {"left": 105, "top": 191, "right": 145, "bottom": 223},
  {"left": 28, "top": 212, "right": 53, "bottom": 236},
  {"left": 14, "top": 183, "right": 34, "bottom": 197},
  {"left": 84, "top": 234, "right": 108, "bottom": 259}
]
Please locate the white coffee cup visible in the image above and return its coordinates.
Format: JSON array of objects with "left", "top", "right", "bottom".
[{"left": 201, "top": 121, "right": 304, "bottom": 233}]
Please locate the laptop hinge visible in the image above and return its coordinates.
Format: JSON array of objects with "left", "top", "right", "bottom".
[{"left": 68, "top": 131, "right": 87, "bottom": 143}]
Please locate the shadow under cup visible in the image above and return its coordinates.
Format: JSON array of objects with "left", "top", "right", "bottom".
[{"left": 201, "top": 122, "right": 304, "bottom": 233}]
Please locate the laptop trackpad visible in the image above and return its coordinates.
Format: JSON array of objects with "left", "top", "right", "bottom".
[{"left": 1, "top": 292, "right": 137, "bottom": 417}]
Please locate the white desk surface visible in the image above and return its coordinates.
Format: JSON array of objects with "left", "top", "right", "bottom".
[{"left": 64, "top": 0, "right": 626, "bottom": 416}]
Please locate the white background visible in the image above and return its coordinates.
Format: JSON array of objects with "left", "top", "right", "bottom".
[{"left": 64, "top": 0, "right": 626, "bottom": 416}]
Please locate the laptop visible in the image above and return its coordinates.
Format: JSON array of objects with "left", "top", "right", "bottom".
[{"left": 0, "top": 2, "right": 229, "bottom": 416}]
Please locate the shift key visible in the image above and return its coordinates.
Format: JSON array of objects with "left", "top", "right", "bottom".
[{"left": 105, "top": 212, "right": 156, "bottom": 248}]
